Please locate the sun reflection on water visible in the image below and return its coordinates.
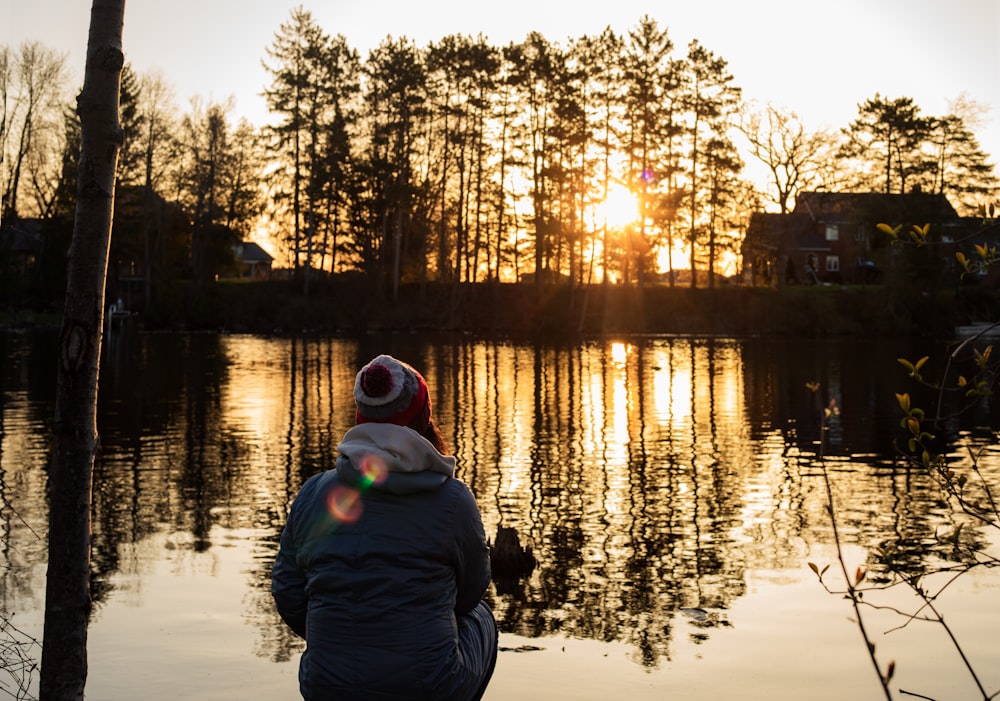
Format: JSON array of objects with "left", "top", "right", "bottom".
[{"left": 3, "top": 331, "right": 1000, "bottom": 700}]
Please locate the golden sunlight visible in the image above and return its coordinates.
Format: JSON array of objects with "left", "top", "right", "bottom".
[
  {"left": 610, "top": 341, "right": 630, "bottom": 367},
  {"left": 599, "top": 185, "right": 639, "bottom": 229}
]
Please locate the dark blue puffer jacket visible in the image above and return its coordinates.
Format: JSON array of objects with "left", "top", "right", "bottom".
[{"left": 272, "top": 423, "right": 492, "bottom": 700}]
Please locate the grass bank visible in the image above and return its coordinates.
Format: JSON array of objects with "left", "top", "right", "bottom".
[{"left": 134, "top": 279, "right": 988, "bottom": 339}]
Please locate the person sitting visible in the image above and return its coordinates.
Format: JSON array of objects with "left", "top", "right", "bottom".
[{"left": 272, "top": 353, "right": 498, "bottom": 701}]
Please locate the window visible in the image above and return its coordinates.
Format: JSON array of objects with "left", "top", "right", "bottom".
[
  {"left": 855, "top": 224, "right": 865, "bottom": 241},
  {"left": 826, "top": 256, "right": 840, "bottom": 272},
  {"left": 825, "top": 224, "right": 839, "bottom": 241}
]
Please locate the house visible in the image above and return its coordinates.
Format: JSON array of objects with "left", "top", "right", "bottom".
[
  {"left": 233, "top": 241, "right": 275, "bottom": 280},
  {"left": 0, "top": 218, "right": 43, "bottom": 275},
  {"left": 742, "top": 191, "right": 977, "bottom": 286}
]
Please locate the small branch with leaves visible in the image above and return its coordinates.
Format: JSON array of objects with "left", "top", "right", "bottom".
[{"left": 806, "top": 382, "right": 895, "bottom": 699}]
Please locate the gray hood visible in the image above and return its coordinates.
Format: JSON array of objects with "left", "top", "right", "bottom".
[{"left": 336, "top": 423, "right": 455, "bottom": 494}]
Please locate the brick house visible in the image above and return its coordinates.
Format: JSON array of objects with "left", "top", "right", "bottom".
[{"left": 742, "top": 191, "right": 976, "bottom": 286}]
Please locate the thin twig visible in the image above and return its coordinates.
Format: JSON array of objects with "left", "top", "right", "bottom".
[
  {"left": 813, "top": 390, "right": 894, "bottom": 700},
  {"left": 820, "top": 462, "right": 893, "bottom": 700},
  {"left": 906, "top": 578, "right": 989, "bottom": 698}
]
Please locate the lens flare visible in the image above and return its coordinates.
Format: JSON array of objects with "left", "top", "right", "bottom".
[
  {"left": 326, "top": 485, "right": 363, "bottom": 524},
  {"left": 358, "top": 454, "right": 389, "bottom": 488}
]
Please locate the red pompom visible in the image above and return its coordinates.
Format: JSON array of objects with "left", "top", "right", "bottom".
[{"left": 361, "top": 363, "right": 393, "bottom": 397}]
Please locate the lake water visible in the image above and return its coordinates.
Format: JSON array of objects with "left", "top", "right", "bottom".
[{"left": 2, "top": 329, "right": 999, "bottom": 700}]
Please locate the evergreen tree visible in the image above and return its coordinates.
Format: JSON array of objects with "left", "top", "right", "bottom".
[
  {"left": 573, "top": 27, "right": 625, "bottom": 285},
  {"left": 51, "top": 104, "right": 81, "bottom": 220},
  {"left": 312, "top": 34, "right": 361, "bottom": 275},
  {"left": 926, "top": 112, "right": 997, "bottom": 214},
  {"left": 680, "top": 40, "right": 741, "bottom": 288},
  {"left": 263, "top": 6, "right": 341, "bottom": 280},
  {"left": 621, "top": 16, "right": 675, "bottom": 286},
  {"left": 701, "top": 135, "right": 744, "bottom": 287},
  {"left": 505, "top": 32, "right": 560, "bottom": 284},
  {"left": 841, "top": 94, "right": 933, "bottom": 194},
  {"left": 115, "top": 63, "right": 143, "bottom": 188},
  {"left": 425, "top": 34, "right": 498, "bottom": 285},
  {"left": 360, "top": 36, "right": 427, "bottom": 297}
]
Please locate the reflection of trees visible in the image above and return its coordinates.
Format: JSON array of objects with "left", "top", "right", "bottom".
[
  {"left": 740, "top": 335, "right": 994, "bottom": 580},
  {"left": 4, "top": 331, "right": 998, "bottom": 672},
  {"left": 91, "top": 334, "right": 230, "bottom": 605},
  {"left": 442, "top": 339, "right": 754, "bottom": 665},
  {"left": 1, "top": 332, "right": 53, "bottom": 616},
  {"left": 90, "top": 335, "right": 364, "bottom": 659}
]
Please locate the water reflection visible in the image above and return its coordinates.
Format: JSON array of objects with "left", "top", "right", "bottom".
[{"left": 1, "top": 331, "right": 997, "bottom": 675}]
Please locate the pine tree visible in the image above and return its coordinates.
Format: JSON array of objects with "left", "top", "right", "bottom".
[
  {"left": 681, "top": 40, "right": 741, "bottom": 288},
  {"left": 621, "top": 16, "right": 676, "bottom": 287},
  {"left": 360, "top": 36, "right": 427, "bottom": 298},
  {"left": 263, "top": 7, "right": 356, "bottom": 284},
  {"left": 841, "top": 94, "right": 933, "bottom": 194},
  {"left": 504, "top": 32, "right": 560, "bottom": 284},
  {"left": 926, "top": 113, "right": 998, "bottom": 214}
]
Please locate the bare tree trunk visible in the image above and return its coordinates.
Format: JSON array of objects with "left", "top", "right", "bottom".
[{"left": 39, "top": 1, "right": 124, "bottom": 699}]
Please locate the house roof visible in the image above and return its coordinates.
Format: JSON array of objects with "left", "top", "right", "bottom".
[
  {"left": 793, "top": 191, "right": 959, "bottom": 223},
  {"left": 744, "top": 190, "right": 970, "bottom": 261},
  {"left": 0, "top": 218, "right": 43, "bottom": 255},
  {"left": 238, "top": 241, "right": 274, "bottom": 264}
]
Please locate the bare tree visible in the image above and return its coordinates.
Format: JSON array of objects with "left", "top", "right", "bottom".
[
  {"left": 740, "top": 102, "right": 833, "bottom": 214},
  {"left": 0, "top": 41, "right": 67, "bottom": 222},
  {"left": 39, "top": 1, "right": 125, "bottom": 699},
  {"left": 136, "top": 69, "right": 177, "bottom": 309}
]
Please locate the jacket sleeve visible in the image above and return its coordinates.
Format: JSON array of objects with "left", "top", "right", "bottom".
[
  {"left": 271, "top": 504, "right": 308, "bottom": 638},
  {"left": 452, "top": 483, "right": 491, "bottom": 615}
]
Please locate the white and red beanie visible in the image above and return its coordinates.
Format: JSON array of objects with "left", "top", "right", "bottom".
[{"left": 354, "top": 354, "right": 431, "bottom": 431}]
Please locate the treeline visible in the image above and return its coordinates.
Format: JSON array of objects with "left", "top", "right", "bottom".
[{"left": 1, "top": 12, "right": 997, "bottom": 309}]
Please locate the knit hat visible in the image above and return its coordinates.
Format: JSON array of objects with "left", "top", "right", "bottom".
[{"left": 354, "top": 354, "right": 431, "bottom": 431}]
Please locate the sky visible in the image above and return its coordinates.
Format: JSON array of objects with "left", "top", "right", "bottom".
[{"left": 5, "top": 0, "right": 1000, "bottom": 175}]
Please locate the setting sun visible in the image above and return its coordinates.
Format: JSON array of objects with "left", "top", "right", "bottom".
[{"left": 600, "top": 185, "right": 640, "bottom": 229}]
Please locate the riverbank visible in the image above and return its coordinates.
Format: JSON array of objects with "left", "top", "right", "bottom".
[
  {"left": 5, "top": 280, "right": 994, "bottom": 339},
  {"left": 126, "top": 279, "right": 993, "bottom": 339}
]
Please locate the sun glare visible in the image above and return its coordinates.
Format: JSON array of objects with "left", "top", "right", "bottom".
[{"left": 599, "top": 185, "right": 639, "bottom": 229}]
